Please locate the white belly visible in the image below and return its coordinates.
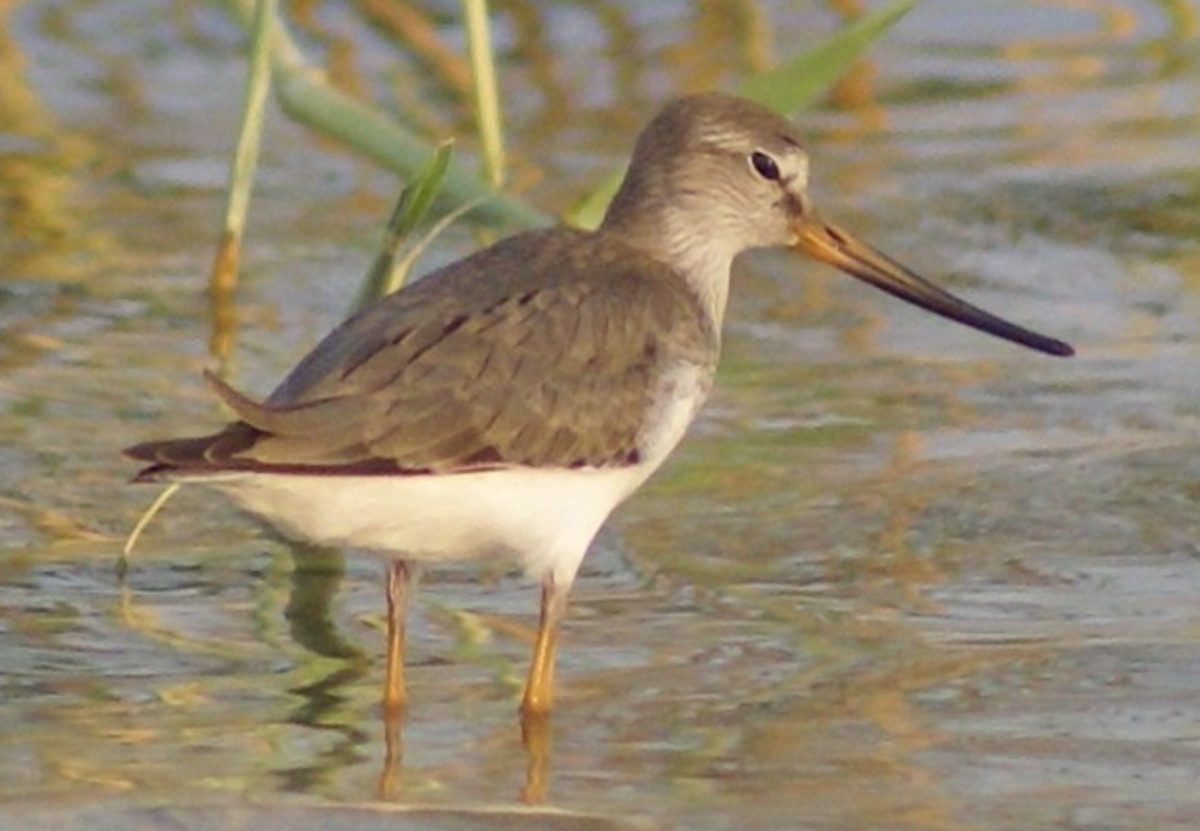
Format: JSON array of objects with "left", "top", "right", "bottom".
[
  {"left": 202, "top": 359, "right": 712, "bottom": 588},
  {"left": 212, "top": 463, "right": 649, "bottom": 587}
]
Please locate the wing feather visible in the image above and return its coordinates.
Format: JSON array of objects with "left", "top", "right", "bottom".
[{"left": 126, "top": 228, "right": 718, "bottom": 478}]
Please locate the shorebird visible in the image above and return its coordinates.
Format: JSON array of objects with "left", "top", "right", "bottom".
[{"left": 126, "top": 92, "right": 1073, "bottom": 718}]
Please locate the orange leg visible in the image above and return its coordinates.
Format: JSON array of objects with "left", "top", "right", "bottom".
[
  {"left": 377, "top": 704, "right": 403, "bottom": 800},
  {"left": 383, "top": 559, "right": 410, "bottom": 716},
  {"left": 520, "top": 706, "right": 552, "bottom": 804},
  {"left": 520, "top": 574, "right": 569, "bottom": 717}
]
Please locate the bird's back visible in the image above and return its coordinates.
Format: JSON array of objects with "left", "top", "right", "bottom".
[{"left": 126, "top": 227, "right": 720, "bottom": 481}]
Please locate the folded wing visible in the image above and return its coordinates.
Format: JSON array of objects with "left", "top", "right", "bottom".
[{"left": 126, "top": 229, "right": 717, "bottom": 479}]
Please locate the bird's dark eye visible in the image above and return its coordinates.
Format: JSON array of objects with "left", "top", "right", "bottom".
[{"left": 750, "top": 151, "right": 781, "bottom": 181}]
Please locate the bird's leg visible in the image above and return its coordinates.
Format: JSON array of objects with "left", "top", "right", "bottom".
[
  {"left": 377, "top": 704, "right": 403, "bottom": 800},
  {"left": 383, "top": 559, "right": 411, "bottom": 716},
  {"left": 520, "top": 572, "right": 569, "bottom": 717},
  {"left": 520, "top": 708, "right": 552, "bottom": 804}
]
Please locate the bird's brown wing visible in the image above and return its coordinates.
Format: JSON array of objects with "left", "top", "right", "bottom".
[{"left": 126, "top": 230, "right": 718, "bottom": 479}]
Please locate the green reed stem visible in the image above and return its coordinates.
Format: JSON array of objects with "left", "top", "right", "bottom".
[{"left": 464, "top": 0, "right": 507, "bottom": 190}]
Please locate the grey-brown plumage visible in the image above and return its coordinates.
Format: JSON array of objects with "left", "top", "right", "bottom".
[
  {"left": 124, "top": 92, "right": 1071, "bottom": 718},
  {"left": 127, "top": 228, "right": 718, "bottom": 478}
]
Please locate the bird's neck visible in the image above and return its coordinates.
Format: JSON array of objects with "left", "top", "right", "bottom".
[{"left": 601, "top": 200, "right": 739, "bottom": 332}]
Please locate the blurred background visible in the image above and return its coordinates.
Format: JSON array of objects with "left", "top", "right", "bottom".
[{"left": 1, "top": 1, "right": 1199, "bottom": 829}]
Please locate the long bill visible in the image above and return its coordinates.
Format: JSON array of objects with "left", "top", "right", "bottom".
[{"left": 794, "top": 216, "right": 1074, "bottom": 358}]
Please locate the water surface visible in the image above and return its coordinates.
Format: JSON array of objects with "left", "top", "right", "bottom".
[{"left": 2, "top": 1, "right": 1199, "bottom": 829}]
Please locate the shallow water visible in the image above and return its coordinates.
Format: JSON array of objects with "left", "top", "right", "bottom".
[{"left": 2, "top": 1, "right": 1200, "bottom": 829}]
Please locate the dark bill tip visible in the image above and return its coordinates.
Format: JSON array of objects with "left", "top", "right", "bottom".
[{"left": 794, "top": 218, "right": 1075, "bottom": 358}]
